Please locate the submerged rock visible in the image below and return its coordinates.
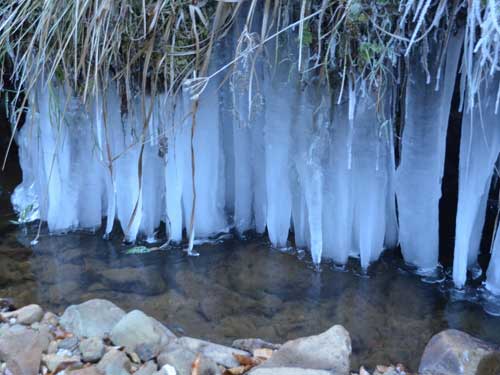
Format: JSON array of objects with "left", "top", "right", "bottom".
[
  {"left": 0, "top": 324, "right": 50, "bottom": 375},
  {"left": 419, "top": 329, "right": 500, "bottom": 375},
  {"left": 100, "top": 267, "right": 167, "bottom": 295},
  {"left": 110, "top": 310, "right": 176, "bottom": 361},
  {"left": 177, "top": 336, "right": 250, "bottom": 368},
  {"left": 255, "top": 325, "right": 351, "bottom": 374},
  {"left": 60, "top": 299, "right": 125, "bottom": 339}
]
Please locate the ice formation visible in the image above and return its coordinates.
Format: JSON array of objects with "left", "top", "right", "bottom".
[
  {"left": 453, "top": 73, "right": 500, "bottom": 292},
  {"left": 8, "top": 22, "right": 500, "bottom": 298},
  {"left": 396, "top": 31, "right": 463, "bottom": 272}
]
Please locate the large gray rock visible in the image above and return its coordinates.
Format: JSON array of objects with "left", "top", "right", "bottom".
[
  {"left": 80, "top": 337, "right": 105, "bottom": 362},
  {"left": 158, "top": 342, "right": 221, "bottom": 375},
  {"left": 0, "top": 325, "right": 50, "bottom": 375},
  {"left": 97, "top": 348, "right": 131, "bottom": 375},
  {"left": 419, "top": 329, "right": 500, "bottom": 375},
  {"left": 60, "top": 299, "right": 125, "bottom": 339},
  {"left": 257, "top": 325, "right": 351, "bottom": 374},
  {"left": 0, "top": 304, "right": 43, "bottom": 325},
  {"left": 177, "top": 337, "right": 249, "bottom": 368},
  {"left": 250, "top": 368, "right": 334, "bottom": 375},
  {"left": 110, "top": 310, "right": 175, "bottom": 361}
]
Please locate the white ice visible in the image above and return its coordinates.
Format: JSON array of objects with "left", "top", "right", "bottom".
[{"left": 396, "top": 31, "right": 463, "bottom": 271}]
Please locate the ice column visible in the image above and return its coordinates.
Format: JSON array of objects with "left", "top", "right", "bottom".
[
  {"left": 231, "top": 56, "right": 255, "bottom": 233},
  {"left": 352, "top": 93, "right": 391, "bottom": 268},
  {"left": 322, "top": 96, "right": 354, "bottom": 264},
  {"left": 291, "top": 84, "right": 328, "bottom": 264},
  {"left": 164, "top": 97, "right": 189, "bottom": 243},
  {"left": 453, "top": 74, "right": 500, "bottom": 289},
  {"left": 264, "top": 77, "right": 293, "bottom": 248},
  {"left": 181, "top": 81, "right": 227, "bottom": 238},
  {"left": 396, "top": 31, "right": 463, "bottom": 271}
]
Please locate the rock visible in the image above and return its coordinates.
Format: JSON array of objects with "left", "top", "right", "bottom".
[
  {"left": 80, "top": 337, "right": 105, "bottom": 363},
  {"left": 1, "top": 304, "right": 43, "bottom": 325},
  {"left": 258, "top": 325, "right": 351, "bottom": 374},
  {"left": 158, "top": 342, "right": 220, "bottom": 375},
  {"left": 67, "top": 365, "right": 104, "bottom": 375},
  {"left": 42, "top": 353, "right": 82, "bottom": 372},
  {"left": 59, "top": 336, "right": 80, "bottom": 352},
  {"left": 232, "top": 338, "right": 281, "bottom": 353},
  {"left": 0, "top": 324, "right": 50, "bottom": 375},
  {"left": 97, "top": 348, "right": 131, "bottom": 375},
  {"left": 135, "top": 361, "right": 158, "bottom": 375},
  {"left": 177, "top": 337, "right": 249, "bottom": 368},
  {"left": 156, "top": 364, "right": 178, "bottom": 375},
  {"left": 249, "top": 368, "right": 333, "bottom": 375},
  {"left": 42, "top": 311, "right": 59, "bottom": 326},
  {"left": 60, "top": 299, "right": 125, "bottom": 339},
  {"left": 47, "top": 341, "right": 58, "bottom": 354},
  {"left": 30, "top": 322, "right": 52, "bottom": 344},
  {"left": 110, "top": 310, "right": 175, "bottom": 361},
  {"left": 419, "top": 329, "right": 500, "bottom": 375}
]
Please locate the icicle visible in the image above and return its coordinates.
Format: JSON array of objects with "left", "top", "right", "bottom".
[
  {"left": 322, "top": 92, "right": 353, "bottom": 265},
  {"left": 487, "top": 227, "right": 500, "bottom": 295},
  {"left": 164, "top": 97, "right": 188, "bottom": 243},
  {"left": 351, "top": 92, "right": 388, "bottom": 268},
  {"left": 264, "top": 78, "right": 292, "bottom": 248},
  {"left": 453, "top": 73, "right": 500, "bottom": 289},
  {"left": 396, "top": 29, "right": 463, "bottom": 271},
  {"left": 347, "top": 76, "right": 356, "bottom": 170}
]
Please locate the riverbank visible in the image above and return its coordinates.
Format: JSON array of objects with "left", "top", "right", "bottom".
[{"left": 0, "top": 299, "right": 498, "bottom": 375}]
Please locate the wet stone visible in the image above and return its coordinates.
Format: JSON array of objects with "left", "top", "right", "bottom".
[
  {"left": 0, "top": 325, "right": 50, "bottom": 375},
  {"left": 419, "top": 329, "right": 500, "bottom": 375},
  {"left": 58, "top": 336, "right": 80, "bottom": 352},
  {"left": 158, "top": 342, "right": 221, "bottom": 375},
  {"left": 97, "top": 348, "right": 131, "bottom": 375},
  {"left": 110, "top": 310, "right": 176, "bottom": 361},
  {"left": 60, "top": 299, "right": 126, "bottom": 339},
  {"left": 80, "top": 337, "right": 105, "bottom": 363}
]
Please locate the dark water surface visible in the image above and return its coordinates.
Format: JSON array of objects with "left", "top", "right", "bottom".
[
  {"left": 2, "top": 227, "right": 500, "bottom": 371},
  {"left": 1, "top": 158, "right": 500, "bottom": 372}
]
